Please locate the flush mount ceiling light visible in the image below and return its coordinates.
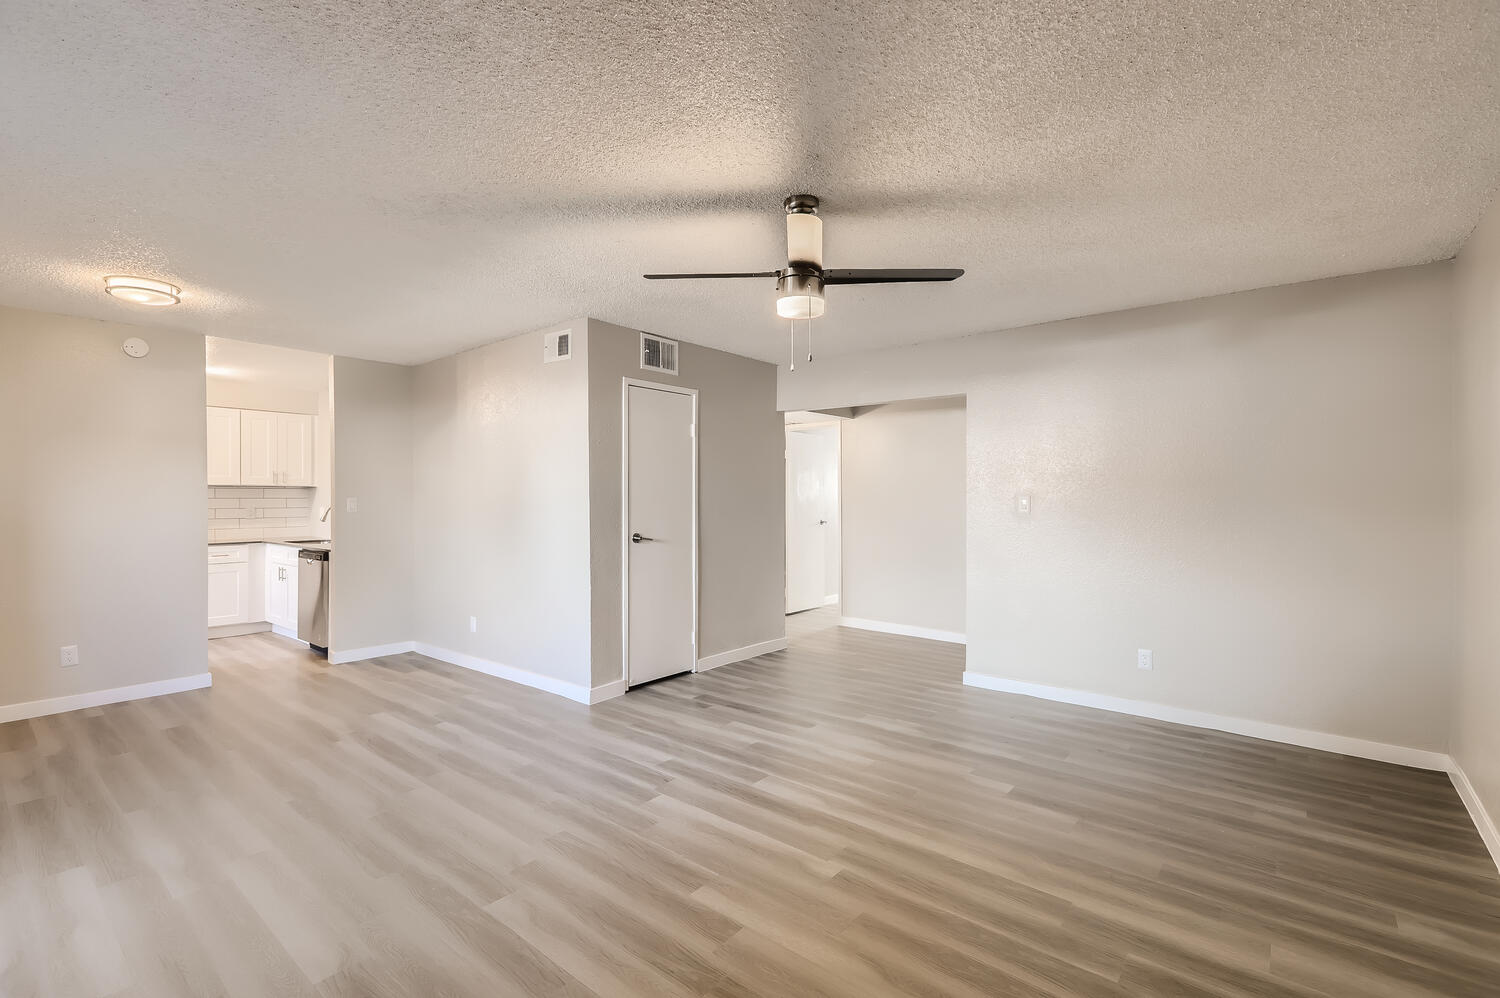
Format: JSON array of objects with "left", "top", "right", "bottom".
[
  {"left": 103, "top": 275, "right": 180, "bottom": 306},
  {"left": 644, "top": 195, "right": 963, "bottom": 368}
]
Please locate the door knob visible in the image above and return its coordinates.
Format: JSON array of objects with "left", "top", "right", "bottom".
[
  {"left": 631, "top": 533, "right": 654, "bottom": 543},
  {"left": 818, "top": 519, "right": 828, "bottom": 525}
]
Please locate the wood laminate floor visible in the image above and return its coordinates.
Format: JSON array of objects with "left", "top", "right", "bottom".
[{"left": 2, "top": 608, "right": 1497, "bottom": 997}]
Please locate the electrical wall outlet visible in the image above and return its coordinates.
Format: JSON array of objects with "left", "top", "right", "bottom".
[
  {"left": 1016, "top": 493, "right": 1032, "bottom": 515},
  {"left": 60, "top": 645, "right": 79, "bottom": 668},
  {"left": 469, "top": 616, "right": 478, "bottom": 633},
  {"left": 1137, "top": 649, "right": 1153, "bottom": 670}
]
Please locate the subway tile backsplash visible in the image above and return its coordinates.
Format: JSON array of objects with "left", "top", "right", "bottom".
[{"left": 207, "top": 486, "right": 322, "bottom": 541}]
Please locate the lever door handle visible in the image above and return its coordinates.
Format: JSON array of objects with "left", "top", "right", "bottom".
[{"left": 631, "top": 533, "right": 654, "bottom": 544}]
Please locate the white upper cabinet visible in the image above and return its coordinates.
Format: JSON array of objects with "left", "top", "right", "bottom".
[
  {"left": 210, "top": 407, "right": 316, "bottom": 486},
  {"left": 240, "top": 409, "right": 278, "bottom": 486},
  {"left": 206, "top": 407, "right": 241, "bottom": 485},
  {"left": 276, "top": 412, "right": 314, "bottom": 486}
]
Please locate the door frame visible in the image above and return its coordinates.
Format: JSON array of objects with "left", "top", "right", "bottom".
[
  {"left": 785, "top": 419, "right": 844, "bottom": 613},
  {"left": 621, "top": 377, "right": 700, "bottom": 688}
]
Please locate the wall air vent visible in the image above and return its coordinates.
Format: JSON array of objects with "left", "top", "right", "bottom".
[
  {"left": 544, "top": 329, "right": 572, "bottom": 363},
  {"left": 641, "top": 332, "right": 679, "bottom": 375}
]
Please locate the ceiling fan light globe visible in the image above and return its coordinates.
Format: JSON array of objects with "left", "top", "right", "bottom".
[{"left": 776, "top": 294, "right": 825, "bottom": 319}]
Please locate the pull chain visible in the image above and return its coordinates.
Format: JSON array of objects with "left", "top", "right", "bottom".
[
  {"left": 788, "top": 319, "right": 796, "bottom": 372},
  {"left": 807, "top": 318, "right": 814, "bottom": 364}
]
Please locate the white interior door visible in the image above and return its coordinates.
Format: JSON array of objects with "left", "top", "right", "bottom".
[
  {"left": 786, "top": 427, "right": 833, "bottom": 612},
  {"left": 625, "top": 383, "right": 696, "bottom": 687}
]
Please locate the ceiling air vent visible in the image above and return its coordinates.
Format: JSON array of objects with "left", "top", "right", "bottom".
[
  {"left": 641, "top": 332, "right": 679, "bottom": 375},
  {"left": 543, "top": 329, "right": 572, "bottom": 363}
]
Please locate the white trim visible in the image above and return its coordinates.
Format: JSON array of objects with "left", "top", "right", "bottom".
[
  {"left": 839, "top": 617, "right": 967, "bottom": 645},
  {"left": 208, "top": 621, "right": 272, "bottom": 639},
  {"left": 1449, "top": 762, "right": 1500, "bottom": 876},
  {"left": 621, "top": 378, "right": 700, "bottom": 689},
  {"left": 270, "top": 624, "right": 305, "bottom": 642},
  {"left": 588, "top": 679, "right": 628, "bottom": 704},
  {"left": 413, "top": 642, "right": 607, "bottom": 705},
  {"left": 328, "top": 641, "right": 415, "bottom": 664},
  {"left": 0, "top": 673, "right": 213, "bottom": 724},
  {"left": 822, "top": 594, "right": 840, "bottom": 607},
  {"left": 698, "top": 637, "right": 789, "bottom": 673},
  {"left": 961, "top": 672, "right": 1450, "bottom": 771}
]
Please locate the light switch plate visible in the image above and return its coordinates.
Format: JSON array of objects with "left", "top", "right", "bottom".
[
  {"left": 1016, "top": 494, "right": 1032, "bottom": 515},
  {"left": 346, "top": 497, "right": 359, "bottom": 513}
]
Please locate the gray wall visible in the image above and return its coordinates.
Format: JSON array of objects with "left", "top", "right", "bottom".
[
  {"left": 1456, "top": 198, "right": 1500, "bottom": 831},
  {"left": 330, "top": 356, "right": 414, "bottom": 654},
  {"left": 0, "top": 307, "right": 207, "bottom": 706},
  {"left": 410, "top": 320, "right": 594, "bottom": 688},
  {"left": 780, "top": 264, "right": 1459, "bottom": 752},
  {"left": 840, "top": 397, "right": 966, "bottom": 635},
  {"left": 587, "top": 319, "right": 784, "bottom": 686}
]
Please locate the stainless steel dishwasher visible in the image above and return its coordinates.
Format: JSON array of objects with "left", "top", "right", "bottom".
[{"left": 297, "top": 547, "right": 329, "bottom": 654}]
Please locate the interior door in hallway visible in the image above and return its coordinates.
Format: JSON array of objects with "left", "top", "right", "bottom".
[
  {"left": 625, "top": 382, "right": 697, "bottom": 686},
  {"left": 786, "top": 424, "right": 837, "bottom": 613}
]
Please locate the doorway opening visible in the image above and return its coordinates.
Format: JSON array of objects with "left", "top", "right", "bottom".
[
  {"left": 204, "top": 337, "right": 333, "bottom": 655},
  {"left": 785, "top": 397, "right": 968, "bottom": 648}
]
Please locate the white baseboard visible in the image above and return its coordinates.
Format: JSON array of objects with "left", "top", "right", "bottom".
[
  {"left": 960, "top": 672, "right": 1450, "bottom": 772},
  {"left": 587, "top": 679, "right": 627, "bottom": 704},
  {"left": 328, "top": 641, "right": 415, "bottom": 664},
  {"left": 1449, "top": 763, "right": 1500, "bottom": 876},
  {"left": 413, "top": 642, "right": 603, "bottom": 705},
  {"left": 698, "top": 637, "right": 789, "bottom": 672},
  {"left": 822, "top": 594, "right": 840, "bottom": 607},
  {"left": 840, "top": 616, "right": 966, "bottom": 645},
  {"left": 0, "top": 672, "right": 213, "bottom": 725},
  {"left": 208, "top": 622, "right": 271, "bottom": 639},
  {"left": 270, "top": 624, "right": 305, "bottom": 643}
]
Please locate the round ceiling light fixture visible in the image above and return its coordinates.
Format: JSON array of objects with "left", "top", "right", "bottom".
[{"left": 103, "top": 275, "right": 181, "bottom": 306}]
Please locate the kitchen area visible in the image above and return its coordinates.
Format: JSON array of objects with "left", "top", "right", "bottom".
[{"left": 204, "top": 337, "right": 333, "bottom": 653}]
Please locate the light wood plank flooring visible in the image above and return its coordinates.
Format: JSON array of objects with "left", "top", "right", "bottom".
[{"left": 2, "top": 609, "right": 1498, "bottom": 997}]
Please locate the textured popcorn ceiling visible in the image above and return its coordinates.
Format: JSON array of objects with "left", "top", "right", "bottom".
[{"left": 2, "top": 1, "right": 1497, "bottom": 365}]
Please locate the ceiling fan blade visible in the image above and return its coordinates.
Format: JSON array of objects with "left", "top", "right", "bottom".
[
  {"left": 643, "top": 271, "right": 779, "bottom": 280},
  {"left": 821, "top": 268, "right": 965, "bottom": 285}
]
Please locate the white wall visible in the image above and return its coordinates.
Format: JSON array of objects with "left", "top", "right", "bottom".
[
  {"left": 780, "top": 264, "right": 1459, "bottom": 753},
  {"left": 0, "top": 307, "right": 207, "bottom": 710},
  {"left": 840, "top": 397, "right": 966, "bottom": 637},
  {"left": 410, "top": 319, "right": 594, "bottom": 689},
  {"left": 205, "top": 378, "right": 318, "bottom": 414},
  {"left": 587, "top": 319, "right": 784, "bottom": 685},
  {"left": 1455, "top": 198, "right": 1500, "bottom": 842},
  {"left": 330, "top": 356, "right": 414, "bottom": 654}
]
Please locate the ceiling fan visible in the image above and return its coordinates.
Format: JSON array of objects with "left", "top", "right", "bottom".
[{"left": 644, "top": 195, "right": 963, "bottom": 364}]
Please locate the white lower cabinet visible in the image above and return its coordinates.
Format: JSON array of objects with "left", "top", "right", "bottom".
[
  {"left": 210, "top": 543, "right": 301, "bottom": 633},
  {"left": 207, "top": 546, "right": 252, "bottom": 626},
  {"left": 264, "top": 544, "right": 299, "bottom": 631}
]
